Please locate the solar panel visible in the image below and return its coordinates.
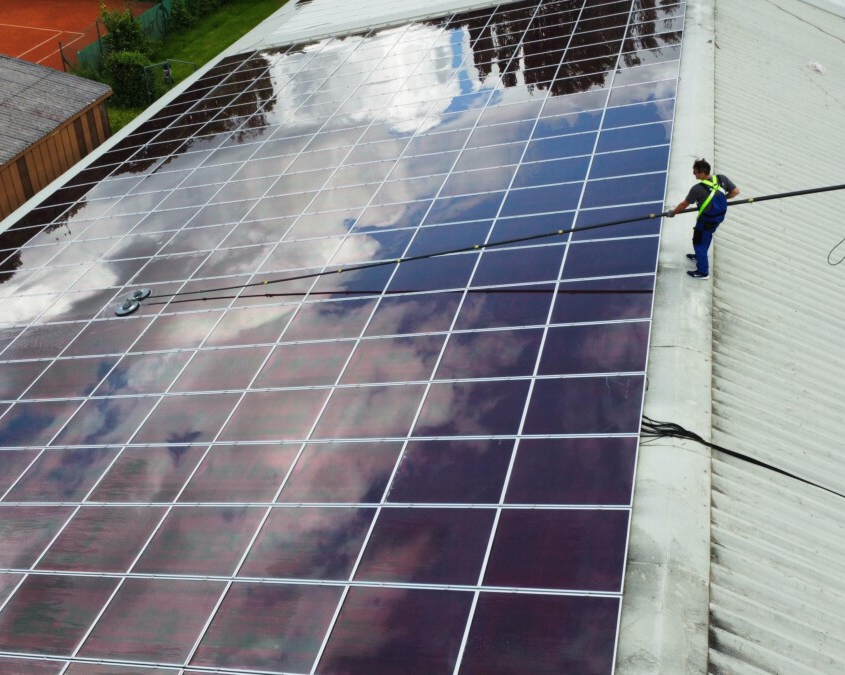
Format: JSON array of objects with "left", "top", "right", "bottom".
[{"left": 0, "top": 0, "right": 683, "bottom": 671}]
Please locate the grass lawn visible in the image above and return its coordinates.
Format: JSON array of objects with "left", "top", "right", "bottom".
[{"left": 107, "top": 0, "right": 288, "bottom": 132}]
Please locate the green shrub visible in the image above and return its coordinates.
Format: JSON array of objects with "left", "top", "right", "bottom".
[
  {"left": 101, "top": 7, "right": 152, "bottom": 56},
  {"left": 103, "top": 51, "right": 152, "bottom": 106},
  {"left": 170, "top": 0, "right": 197, "bottom": 30},
  {"left": 192, "top": 0, "right": 223, "bottom": 15}
]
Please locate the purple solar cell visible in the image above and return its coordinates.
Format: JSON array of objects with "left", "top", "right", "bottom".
[
  {"left": 355, "top": 508, "right": 495, "bottom": 584},
  {"left": 179, "top": 444, "right": 299, "bottom": 502},
  {"left": 25, "top": 357, "right": 117, "bottom": 399},
  {"left": 0, "top": 575, "right": 118, "bottom": 656},
  {"left": 171, "top": 346, "right": 271, "bottom": 392},
  {"left": 387, "top": 252, "right": 477, "bottom": 293},
  {"left": 239, "top": 507, "right": 375, "bottom": 580},
  {"left": 364, "top": 292, "right": 462, "bottom": 336},
  {"left": 0, "top": 400, "right": 82, "bottom": 447},
  {"left": 0, "top": 574, "right": 23, "bottom": 607},
  {"left": 88, "top": 445, "right": 206, "bottom": 502},
  {"left": 538, "top": 322, "right": 650, "bottom": 375},
  {"left": 94, "top": 352, "right": 192, "bottom": 396},
  {"left": 455, "top": 284, "right": 555, "bottom": 329},
  {"left": 523, "top": 375, "right": 644, "bottom": 434},
  {"left": 0, "top": 450, "right": 39, "bottom": 494},
  {"left": 387, "top": 439, "right": 514, "bottom": 504},
  {"left": 219, "top": 389, "right": 330, "bottom": 442},
  {"left": 484, "top": 509, "right": 629, "bottom": 591},
  {"left": 313, "top": 384, "right": 425, "bottom": 439},
  {"left": 66, "top": 666, "right": 177, "bottom": 675},
  {"left": 133, "top": 393, "right": 240, "bottom": 444},
  {"left": 317, "top": 587, "right": 473, "bottom": 675},
  {"left": 506, "top": 437, "right": 637, "bottom": 505},
  {"left": 255, "top": 341, "right": 355, "bottom": 387},
  {"left": 0, "top": 361, "right": 49, "bottom": 400},
  {"left": 281, "top": 298, "right": 377, "bottom": 341},
  {"left": 472, "top": 245, "right": 566, "bottom": 286},
  {"left": 436, "top": 329, "right": 542, "bottom": 379},
  {"left": 37, "top": 506, "right": 165, "bottom": 572},
  {"left": 79, "top": 578, "right": 225, "bottom": 662},
  {"left": 413, "top": 380, "right": 530, "bottom": 436},
  {"left": 51, "top": 396, "right": 160, "bottom": 445},
  {"left": 340, "top": 335, "right": 445, "bottom": 384},
  {"left": 134, "top": 506, "right": 265, "bottom": 575},
  {"left": 0, "top": 506, "right": 73, "bottom": 568},
  {"left": 279, "top": 441, "right": 402, "bottom": 503},
  {"left": 204, "top": 304, "right": 296, "bottom": 346},
  {"left": 459, "top": 593, "right": 619, "bottom": 674},
  {"left": 6, "top": 448, "right": 118, "bottom": 502},
  {"left": 192, "top": 583, "right": 342, "bottom": 672},
  {"left": 552, "top": 275, "right": 654, "bottom": 323},
  {"left": 561, "top": 237, "right": 659, "bottom": 279},
  {"left": 131, "top": 312, "right": 222, "bottom": 351},
  {"left": 0, "top": 657, "right": 64, "bottom": 674}
]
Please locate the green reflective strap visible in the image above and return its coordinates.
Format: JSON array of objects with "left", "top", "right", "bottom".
[{"left": 697, "top": 177, "right": 721, "bottom": 218}]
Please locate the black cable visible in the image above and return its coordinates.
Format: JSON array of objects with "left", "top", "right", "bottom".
[
  {"left": 641, "top": 415, "right": 845, "bottom": 500},
  {"left": 119, "top": 182, "right": 845, "bottom": 313}
]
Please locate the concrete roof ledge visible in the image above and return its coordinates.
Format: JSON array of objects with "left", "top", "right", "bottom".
[{"left": 616, "top": 0, "right": 715, "bottom": 672}]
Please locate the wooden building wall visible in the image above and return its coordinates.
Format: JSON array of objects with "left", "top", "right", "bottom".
[{"left": 0, "top": 99, "right": 110, "bottom": 221}]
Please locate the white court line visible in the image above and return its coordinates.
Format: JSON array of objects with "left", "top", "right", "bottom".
[{"left": 0, "top": 21, "right": 87, "bottom": 63}]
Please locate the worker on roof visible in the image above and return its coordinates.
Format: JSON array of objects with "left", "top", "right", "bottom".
[{"left": 666, "top": 158, "right": 740, "bottom": 279}]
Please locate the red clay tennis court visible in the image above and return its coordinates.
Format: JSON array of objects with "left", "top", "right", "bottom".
[{"left": 0, "top": 0, "right": 154, "bottom": 71}]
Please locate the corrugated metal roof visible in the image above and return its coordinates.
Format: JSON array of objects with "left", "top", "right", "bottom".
[
  {"left": 0, "top": 55, "right": 111, "bottom": 165},
  {"left": 710, "top": 0, "right": 845, "bottom": 671}
]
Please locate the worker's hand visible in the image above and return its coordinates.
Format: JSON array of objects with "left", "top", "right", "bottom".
[{"left": 664, "top": 210, "right": 675, "bottom": 218}]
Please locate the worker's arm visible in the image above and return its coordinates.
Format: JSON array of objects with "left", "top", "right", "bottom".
[
  {"left": 727, "top": 187, "right": 740, "bottom": 199},
  {"left": 665, "top": 199, "right": 691, "bottom": 217}
]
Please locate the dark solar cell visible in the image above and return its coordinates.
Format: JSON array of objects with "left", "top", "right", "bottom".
[
  {"left": 507, "top": 436, "right": 637, "bottom": 504},
  {"left": 78, "top": 578, "right": 225, "bottom": 662},
  {"left": 484, "top": 509, "right": 629, "bottom": 590},
  {"left": 524, "top": 375, "right": 645, "bottom": 434},
  {"left": 192, "top": 583, "right": 342, "bottom": 672},
  {"left": 317, "top": 587, "right": 472, "bottom": 675},
  {"left": 355, "top": 508, "right": 495, "bottom": 583},
  {"left": 37, "top": 506, "right": 165, "bottom": 572},
  {"left": 88, "top": 446, "right": 207, "bottom": 502},
  {"left": 278, "top": 441, "right": 400, "bottom": 502},
  {"left": 240, "top": 507, "right": 375, "bottom": 578},
  {"left": 459, "top": 593, "right": 619, "bottom": 674},
  {"left": 413, "top": 380, "right": 532, "bottom": 436},
  {"left": 0, "top": 575, "right": 118, "bottom": 654}
]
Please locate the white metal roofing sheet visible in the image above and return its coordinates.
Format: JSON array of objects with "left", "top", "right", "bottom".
[{"left": 710, "top": 0, "right": 845, "bottom": 671}]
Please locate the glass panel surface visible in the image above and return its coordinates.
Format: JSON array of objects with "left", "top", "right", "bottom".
[
  {"left": 459, "top": 593, "right": 619, "bottom": 674},
  {"left": 355, "top": 508, "right": 495, "bottom": 584},
  {"left": 192, "top": 583, "right": 343, "bottom": 672},
  {"left": 179, "top": 444, "right": 299, "bottom": 502},
  {"left": 78, "top": 579, "right": 225, "bottom": 662},
  {"left": 506, "top": 436, "right": 637, "bottom": 505},
  {"left": 37, "top": 506, "right": 165, "bottom": 572},
  {"left": 484, "top": 509, "right": 629, "bottom": 591},
  {"left": 239, "top": 507, "right": 375, "bottom": 579},
  {"left": 0, "top": 575, "right": 118, "bottom": 655},
  {"left": 387, "top": 439, "right": 514, "bottom": 504},
  {"left": 6, "top": 448, "right": 118, "bottom": 502},
  {"left": 278, "top": 441, "right": 402, "bottom": 503},
  {"left": 134, "top": 506, "right": 265, "bottom": 575},
  {"left": 317, "top": 587, "right": 473, "bottom": 675}
]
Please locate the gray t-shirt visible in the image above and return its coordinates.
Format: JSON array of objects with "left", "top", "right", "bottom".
[{"left": 685, "top": 174, "right": 737, "bottom": 209}]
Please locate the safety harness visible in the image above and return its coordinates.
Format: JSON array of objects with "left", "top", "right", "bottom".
[{"left": 698, "top": 176, "right": 728, "bottom": 224}]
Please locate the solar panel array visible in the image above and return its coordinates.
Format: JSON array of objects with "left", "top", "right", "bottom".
[{"left": 0, "top": 0, "right": 683, "bottom": 672}]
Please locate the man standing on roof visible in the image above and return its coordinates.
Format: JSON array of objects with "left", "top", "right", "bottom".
[{"left": 666, "top": 158, "right": 740, "bottom": 279}]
